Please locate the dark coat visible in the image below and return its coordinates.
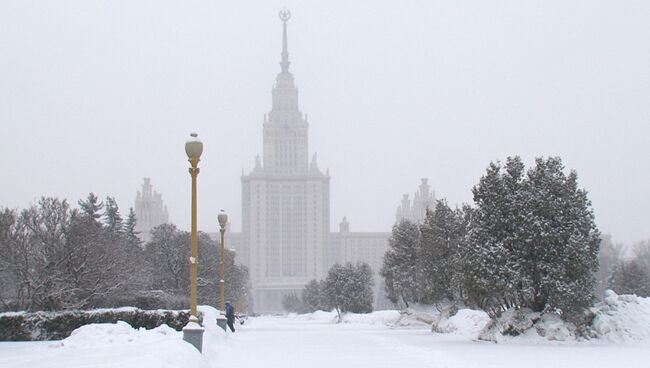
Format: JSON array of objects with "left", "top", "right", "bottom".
[{"left": 225, "top": 302, "right": 235, "bottom": 319}]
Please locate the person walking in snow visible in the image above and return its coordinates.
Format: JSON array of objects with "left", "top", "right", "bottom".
[{"left": 225, "top": 301, "right": 236, "bottom": 332}]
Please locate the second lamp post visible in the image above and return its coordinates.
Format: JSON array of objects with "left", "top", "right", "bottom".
[{"left": 217, "top": 210, "right": 228, "bottom": 311}]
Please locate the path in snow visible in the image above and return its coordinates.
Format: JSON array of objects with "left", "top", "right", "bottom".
[
  {"left": 0, "top": 312, "right": 648, "bottom": 368},
  {"left": 210, "top": 315, "right": 648, "bottom": 368}
]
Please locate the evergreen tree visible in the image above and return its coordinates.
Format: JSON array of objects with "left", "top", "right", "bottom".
[
  {"left": 323, "top": 262, "right": 374, "bottom": 319},
  {"left": 123, "top": 207, "right": 142, "bottom": 247},
  {"left": 380, "top": 220, "right": 420, "bottom": 307},
  {"left": 348, "top": 262, "right": 374, "bottom": 313},
  {"left": 282, "top": 292, "right": 304, "bottom": 313},
  {"left": 104, "top": 196, "right": 123, "bottom": 233},
  {"left": 78, "top": 193, "right": 104, "bottom": 223},
  {"left": 519, "top": 157, "right": 600, "bottom": 316},
  {"left": 418, "top": 200, "right": 466, "bottom": 305},
  {"left": 301, "top": 279, "right": 323, "bottom": 312},
  {"left": 464, "top": 156, "right": 600, "bottom": 319},
  {"left": 595, "top": 235, "right": 623, "bottom": 298},
  {"left": 608, "top": 260, "right": 650, "bottom": 297},
  {"left": 463, "top": 157, "right": 525, "bottom": 314}
]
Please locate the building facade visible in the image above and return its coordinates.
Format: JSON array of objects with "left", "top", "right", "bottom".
[
  {"left": 134, "top": 178, "right": 169, "bottom": 243},
  {"left": 240, "top": 11, "right": 331, "bottom": 312}
]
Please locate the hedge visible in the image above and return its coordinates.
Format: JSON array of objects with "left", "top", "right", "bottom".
[{"left": 0, "top": 308, "right": 201, "bottom": 341}]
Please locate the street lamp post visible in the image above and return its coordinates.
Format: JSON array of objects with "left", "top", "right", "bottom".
[
  {"left": 183, "top": 132, "right": 204, "bottom": 352},
  {"left": 216, "top": 210, "right": 228, "bottom": 331},
  {"left": 217, "top": 210, "right": 228, "bottom": 310}
]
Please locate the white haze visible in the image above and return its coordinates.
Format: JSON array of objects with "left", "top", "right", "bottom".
[{"left": 0, "top": 1, "right": 648, "bottom": 244}]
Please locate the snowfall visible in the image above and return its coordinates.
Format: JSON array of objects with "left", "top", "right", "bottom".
[{"left": 1, "top": 292, "right": 648, "bottom": 368}]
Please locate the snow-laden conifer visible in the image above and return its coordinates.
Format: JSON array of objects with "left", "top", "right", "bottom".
[
  {"left": 418, "top": 200, "right": 467, "bottom": 305},
  {"left": 464, "top": 156, "right": 600, "bottom": 319},
  {"left": 323, "top": 262, "right": 374, "bottom": 320},
  {"left": 380, "top": 220, "right": 420, "bottom": 307},
  {"left": 301, "top": 279, "right": 323, "bottom": 312}
]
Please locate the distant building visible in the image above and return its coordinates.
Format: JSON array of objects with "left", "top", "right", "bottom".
[
  {"left": 234, "top": 12, "right": 390, "bottom": 313},
  {"left": 327, "top": 217, "right": 390, "bottom": 307},
  {"left": 240, "top": 11, "right": 330, "bottom": 312},
  {"left": 395, "top": 178, "right": 436, "bottom": 224},
  {"left": 134, "top": 178, "right": 169, "bottom": 243}
]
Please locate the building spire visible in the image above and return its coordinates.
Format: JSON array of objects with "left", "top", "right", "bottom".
[{"left": 279, "top": 9, "right": 291, "bottom": 73}]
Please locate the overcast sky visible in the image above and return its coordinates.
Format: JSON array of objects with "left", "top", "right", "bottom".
[{"left": 1, "top": 1, "right": 648, "bottom": 244}]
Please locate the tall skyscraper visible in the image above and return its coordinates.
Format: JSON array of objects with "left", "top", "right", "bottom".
[
  {"left": 241, "top": 10, "right": 331, "bottom": 312},
  {"left": 134, "top": 178, "right": 169, "bottom": 243}
]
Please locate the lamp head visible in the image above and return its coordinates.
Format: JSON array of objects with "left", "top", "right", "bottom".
[
  {"left": 185, "top": 132, "right": 203, "bottom": 161},
  {"left": 217, "top": 209, "right": 228, "bottom": 229}
]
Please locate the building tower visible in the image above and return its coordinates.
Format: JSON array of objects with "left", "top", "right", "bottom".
[
  {"left": 241, "top": 10, "right": 330, "bottom": 312},
  {"left": 134, "top": 178, "right": 169, "bottom": 243},
  {"left": 395, "top": 178, "right": 436, "bottom": 224}
]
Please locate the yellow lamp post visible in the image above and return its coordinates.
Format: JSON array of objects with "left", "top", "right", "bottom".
[
  {"left": 183, "top": 132, "right": 204, "bottom": 352},
  {"left": 217, "top": 210, "right": 228, "bottom": 311},
  {"left": 185, "top": 132, "right": 203, "bottom": 317}
]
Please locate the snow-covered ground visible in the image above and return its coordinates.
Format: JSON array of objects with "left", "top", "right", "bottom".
[{"left": 1, "top": 295, "right": 649, "bottom": 368}]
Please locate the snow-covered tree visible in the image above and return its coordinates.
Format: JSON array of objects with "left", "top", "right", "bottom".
[
  {"left": 594, "top": 235, "right": 623, "bottom": 298},
  {"left": 418, "top": 200, "right": 467, "bottom": 305},
  {"left": 65, "top": 208, "right": 137, "bottom": 308},
  {"left": 0, "top": 208, "right": 19, "bottom": 309},
  {"left": 222, "top": 249, "right": 251, "bottom": 312},
  {"left": 464, "top": 157, "right": 600, "bottom": 319},
  {"left": 301, "top": 279, "right": 324, "bottom": 312},
  {"left": 380, "top": 220, "right": 420, "bottom": 307},
  {"left": 144, "top": 224, "right": 250, "bottom": 311},
  {"left": 4, "top": 198, "right": 92, "bottom": 310},
  {"left": 123, "top": 207, "right": 142, "bottom": 248},
  {"left": 78, "top": 193, "right": 103, "bottom": 223},
  {"left": 281, "top": 292, "right": 304, "bottom": 313},
  {"left": 323, "top": 262, "right": 374, "bottom": 319},
  {"left": 463, "top": 157, "right": 525, "bottom": 314},
  {"left": 347, "top": 262, "right": 374, "bottom": 313},
  {"left": 633, "top": 240, "right": 650, "bottom": 274},
  {"left": 608, "top": 259, "right": 650, "bottom": 297},
  {"left": 0, "top": 197, "right": 143, "bottom": 311},
  {"left": 103, "top": 196, "right": 123, "bottom": 233},
  {"left": 519, "top": 157, "right": 600, "bottom": 317},
  {"left": 145, "top": 224, "right": 191, "bottom": 292}
]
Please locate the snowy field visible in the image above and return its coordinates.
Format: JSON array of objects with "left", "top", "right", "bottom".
[{"left": 1, "top": 296, "right": 649, "bottom": 368}]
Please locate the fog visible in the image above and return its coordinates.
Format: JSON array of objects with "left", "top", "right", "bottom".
[{"left": 0, "top": 0, "right": 648, "bottom": 244}]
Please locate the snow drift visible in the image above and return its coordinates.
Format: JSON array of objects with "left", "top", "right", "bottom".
[
  {"left": 589, "top": 290, "right": 650, "bottom": 342},
  {"left": 285, "top": 291, "right": 650, "bottom": 344}
]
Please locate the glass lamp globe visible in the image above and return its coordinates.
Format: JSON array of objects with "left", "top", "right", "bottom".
[{"left": 185, "top": 132, "right": 203, "bottom": 160}]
